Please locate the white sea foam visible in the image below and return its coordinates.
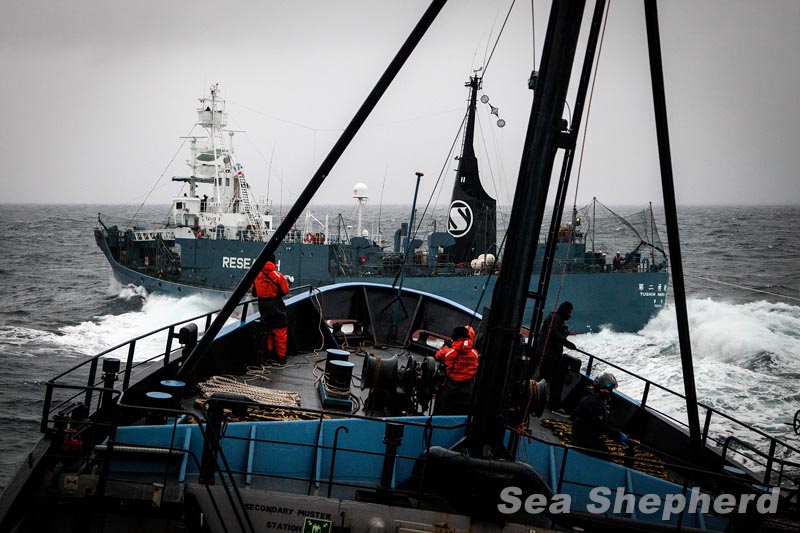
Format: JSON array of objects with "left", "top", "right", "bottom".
[
  {"left": 116, "top": 284, "right": 150, "bottom": 301},
  {"left": 578, "top": 297, "right": 800, "bottom": 467},
  {"left": 0, "top": 327, "right": 63, "bottom": 354},
  {"left": 52, "top": 291, "right": 230, "bottom": 362}
]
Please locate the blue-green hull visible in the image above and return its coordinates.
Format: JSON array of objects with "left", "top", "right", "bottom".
[{"left": 95, "top": 231, "right": 668, "bottom": 333}]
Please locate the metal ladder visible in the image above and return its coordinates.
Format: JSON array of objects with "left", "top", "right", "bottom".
[{"left": 237, "top": 172, "right": 267, "bottom": 241}]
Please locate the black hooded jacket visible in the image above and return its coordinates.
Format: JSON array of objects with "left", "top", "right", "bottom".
[{"left": 537, "top": 303, "right": 576, "bottom": 360}]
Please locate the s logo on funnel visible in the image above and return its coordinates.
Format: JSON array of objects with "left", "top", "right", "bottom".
[{"left": 448, "top": 200, "right": 473, "bottom": 238}]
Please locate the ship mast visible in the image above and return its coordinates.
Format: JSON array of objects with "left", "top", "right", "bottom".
[
  {"left": 644, "top": 0, "right": 702, "bottom": 451},
  {"left": 468, "top": 0, "right": 701, "bottom": 460},
  {"left": 447, "top": 75, "right": 497, "bottom": 264},
  {"left": 529, "top": 0, "right": 607, "bottom": 361},
  {"left": 467, "top": 0, "right": 590, "bottom": 457}
]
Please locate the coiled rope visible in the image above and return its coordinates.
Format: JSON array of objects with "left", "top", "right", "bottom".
[{"left": 197, "top": 375, "right": 301, "bottom": 407}]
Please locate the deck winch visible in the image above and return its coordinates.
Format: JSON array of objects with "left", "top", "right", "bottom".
[{"left": 361, "top": 353, "right": 440, "bottom": 416}]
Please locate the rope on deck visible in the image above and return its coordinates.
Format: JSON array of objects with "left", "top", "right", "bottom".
[
  {"left": 197, "top": 375, "right": 301, "bottom": 407},
  {"left": 540, "top": 418, "right": 672, "bottom": 481}
]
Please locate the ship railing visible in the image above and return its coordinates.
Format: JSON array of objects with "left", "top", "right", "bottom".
[
  {"left": 97, "top": 405, "right": 257, "bottom": 532},
  {"left": 581, "top": 351, "right": 800, "bottom": 489},
  {"left": 539, "top": 433, "right": 778, "bottom": 530},
  {"left": 93, "top": 398, "right": 473, "bottom": 532},
  {"left": 722, "top": 436, "right": 800, "bottom": 485},
  {"left": 108, "top": 397, "right": 473, "bottom": 509},
  {"left": 38, "top": 296, "right": 262, "bottom": 435},
  {"left": 132, "top": 228, "right": 176, "bottom": 241},
  {"left": 99, "top": 395, "right": 775, "bottom": 531}
]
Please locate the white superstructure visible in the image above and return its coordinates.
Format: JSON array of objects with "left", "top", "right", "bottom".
[{"left": 166, "top": 84, "right": 274, "bottom": 242}]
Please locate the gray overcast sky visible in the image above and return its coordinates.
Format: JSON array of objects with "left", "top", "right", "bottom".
[{"left": 1, "top": 0, "right": 798, "bottom": 207}]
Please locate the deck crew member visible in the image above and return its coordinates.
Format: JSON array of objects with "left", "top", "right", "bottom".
[
  {"left": 612, "top": 251, "right": 622, "bottom": 271},
  {"left": 433, "top": 325, "right": 479, "bottom": 415},
  {"left": 572, "top": 372, "right": 628, "bottom": 456},
  {"left": 252, "top": 255, "right": 290, "bottom": 366},
  {"left": 537, "top": 301, "right": 580, "bottom": 413}
]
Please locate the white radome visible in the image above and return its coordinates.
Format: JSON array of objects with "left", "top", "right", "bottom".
[{"left": 353, "top": 183, "right": 369, "bottom": 199}]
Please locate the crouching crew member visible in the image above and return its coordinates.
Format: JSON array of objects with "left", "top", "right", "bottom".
[
  {"left": 433, "top": 326, "right": 479, "bottom": 415},
  {"left": 572, "top": 372, "right": 629, "bottom": 457},
  {"left": 252, "top": 255, "right": 290, "bottom": 366}
]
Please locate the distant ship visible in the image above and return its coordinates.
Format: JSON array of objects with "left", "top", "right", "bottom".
[{"left": 95, "top": 81, "right": 669, "bottom": 332}]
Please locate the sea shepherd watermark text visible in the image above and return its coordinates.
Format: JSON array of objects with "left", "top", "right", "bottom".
[{"left": 497, "top": 486, "right": 779, "bottom": 520}]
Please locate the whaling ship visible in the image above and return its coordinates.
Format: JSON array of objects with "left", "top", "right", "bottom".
[
  {"left": 95, "top": 78, "right": 669, "bottom": 333},
  {"left": 3, "top": 1, "right": 797, "bottom": 532}
]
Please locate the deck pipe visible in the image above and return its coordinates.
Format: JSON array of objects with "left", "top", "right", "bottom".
[
  {"left": 380, "top": 422, "right": 404, "bottom": 489},
  {"left": 199, "top": 399, "right": 224, "bottom": 485},
  {"left": 177, "top": 0, "right": 448, "bottom": 380},
  {"left": 100, "top": 357, "right": 120, "bottom": 413}
]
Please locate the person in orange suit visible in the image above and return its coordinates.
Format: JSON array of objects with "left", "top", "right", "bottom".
[
  {"left": 252, "top": 255, "right": 290, "bottom": 365},
  {"left": 434, "top": 325, "right": 479, "bottom": 415}
]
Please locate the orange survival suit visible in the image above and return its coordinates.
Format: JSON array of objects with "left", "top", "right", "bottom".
[
  {"left": 252, "top": 261, "right": 290, "bottom": 362},
  {"left": 433, "top": 325, "right": 479, "bottom": 415}
]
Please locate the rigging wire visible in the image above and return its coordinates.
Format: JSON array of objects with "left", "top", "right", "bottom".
[
  {"left": 482, "top": 0, "right": 516, "bottom": 78},
  {"left": 530, "top": 0, "right": 537, "bottom": 71},
  {"left": 408, "top": 113, "right": 467, "bottom": 249},
  {"left": 475, "top": 103, "right": 510, "bottom": 228},
  {"left": 481, "top": 10, "right": 497, "bottom": 70},
  {"left": 267, "top": 144, "right": 275, "bottom": 208},
  {"left": 227, "top": 113, "right": 283, "bottom": 209},
  {"left": 472, "top": 0, "right": 534, "bottom": 267},
  {"left": 682, "top": 273, "right": 800, "bottom": 303},
  {"left": 127, "top": 125, "right": 196, "bottom": 228}
]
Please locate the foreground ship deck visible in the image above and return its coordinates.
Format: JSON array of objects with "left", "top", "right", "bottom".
[{"left": 1, "top": 284, "right": 797, "bottom": 532}]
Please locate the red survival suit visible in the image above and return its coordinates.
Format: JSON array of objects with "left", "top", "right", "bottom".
[
  {"left": 434, "top": 326, "right": 479, "bottom": 415},
  {"left": 252, "top": 261, "right": 290, "bottom": 361}
]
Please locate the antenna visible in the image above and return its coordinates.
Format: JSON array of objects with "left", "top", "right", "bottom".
[{"left": 378, "top": 167, "right": 388, "bottom": 248}]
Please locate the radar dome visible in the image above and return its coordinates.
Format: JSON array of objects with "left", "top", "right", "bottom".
[{"left": 353, "top": 183, "right": 369, "bottom": 199}]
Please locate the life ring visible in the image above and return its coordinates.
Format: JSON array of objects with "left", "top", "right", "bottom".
[
  {"left": 359, "top": 256, "right": 367, "bottom": 265},
  {"left": 197, "top": 229, "right": 205, "bottom": 238},
  {"left": 304, "top": 232, "right": 314, "bottom": 244}
]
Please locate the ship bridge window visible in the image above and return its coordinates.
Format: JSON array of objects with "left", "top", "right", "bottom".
[
  {"left": 176, "top": 202, "right": 184, "bottom": 209},
  {"left": 197, "top": 149, "right": 224, "bottom": 162}
]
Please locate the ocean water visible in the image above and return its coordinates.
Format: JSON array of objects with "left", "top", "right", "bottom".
[{"left": 1, "top": 203, "right": 799, "bottom": 491}]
